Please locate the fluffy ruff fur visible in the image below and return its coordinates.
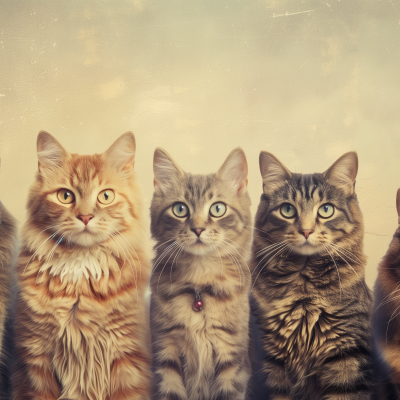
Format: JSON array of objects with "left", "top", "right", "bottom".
[{"left": 12, "top": 132, "right": 152, "bottom": 400}]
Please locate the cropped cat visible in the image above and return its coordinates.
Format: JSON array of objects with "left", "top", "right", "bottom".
[
  {"left": 150, "top": 148, "right": 252, "bottom": 400},
  {"left": 373, "top": 188, "right": 400, "bottom": 400},
  {"left": 12, "top": 131, "right": 152, "bottom": 400},
  {"left": 251, "top": 151, "right": 373, "bottom": 400},
  {"left": 0, "top": 198, "right": 17, "bottom": 399}
]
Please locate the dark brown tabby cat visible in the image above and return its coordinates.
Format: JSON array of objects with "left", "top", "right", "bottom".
[
  {"left": 150, "top": 147, "right": 252, "bottom": 400},
  {"left": 373, "top": 188, "right": 400, "bottom": 400},
  {"left": 251, "top": 151, "right": 373, "bottom": 400}
]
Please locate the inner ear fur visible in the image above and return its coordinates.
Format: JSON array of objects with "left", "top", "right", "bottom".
[
  {"left": 153, "top": 148, "right": 184, "bottom": 190},
  {"left": 259, "top": 151, "right": 292, "bottom": 194},
  {"left": 217, "top": 147, "right": 248, "bottom": 193},
  {"left": 104, "top": 132, "right": 136, "bottom": 171},
  {"left": 37, "top": 131, "right": 68, "bottom": 171},
  {"left": 323, "top": 152, "right": 358, "bottom": 194}
]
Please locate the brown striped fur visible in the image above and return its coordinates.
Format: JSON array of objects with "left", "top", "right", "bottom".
[
  {"left": 12, "top": 131, "right": 151, "bottom": 400},
  {"left": 373, "top": 188, "right": 400, "bottom": 399},
  {"left": 251, "top": 151, "right": 373, "bottom": 400},
  {"left": 150, "top": 148, "right": 252, "bottom": 400},
  {"left": 0, "top": 200, "right": 17, "bottom": 398}
]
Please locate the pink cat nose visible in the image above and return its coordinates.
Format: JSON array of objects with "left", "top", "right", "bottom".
[
  {"left": 192, "top": 228, "right": 205, "bottom": 237},
  {"left": 78, "top": 214, "right": 94, "bottom": 226},
  {"left": 301, "top": 229, "right": 313, "bottom": 239}
]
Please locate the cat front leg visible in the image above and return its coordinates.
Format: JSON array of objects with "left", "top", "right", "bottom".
[
  {"left": 109, "top": 349, "right": 152, "bottom": 400},
  {"left": 151, "top": 336, "right": 188, "bottom": 400},
  {"left": 262, "top": 356, "right": 291, "bottom": 400},
  {"left": 317, "top": 349, "right": 373, "bottom": 400}
]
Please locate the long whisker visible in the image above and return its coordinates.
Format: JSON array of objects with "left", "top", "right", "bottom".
[
  {"left": 324, "top": 244, "right": 342, "bottom": 300},
  {"left": 157, "top": 244, "right": 180, "bottom": 292},
  {"left": 150, "top": 241, "right": 178, "bottom": 281},
  {"left": 386, "top": 304, "right": 400, "bottom": 345},
  {"left": 253, "top": 241, "right": 289, "bottom": 275},
  {"left": 112, "top": 232, "right": 138, "bottom": 282},
  {"left": 256, "top": 240, "right": 288, "bottom": 257},
  {"left": 115, "top": 230, "right": 142, "bottom": 279},
  {"left": 327, "top": 243, "right": 360, "bottom": 278},
  {"left": 217, "top": 242, "right": 242, "bottom": 287},
  {"left": 375, "top": 283, "right": 400, "bottom": 311},
  {"left": 154, "top": 238, "right": 176, "bottom": 250},
  {"left": 251, "top": 243, "right": 289, "bottom": 290},
  {"left": 330, "top": 243, "right": 365, "bottom": 267},
  {"left": 170, "top": 244, "right": 184, "bottom": 284},
  {"left": 221, "top": 239, "right": 251, "bottom": 274},
  {"left": 24, "top": 231, "right": 60, "bottom": 275}
]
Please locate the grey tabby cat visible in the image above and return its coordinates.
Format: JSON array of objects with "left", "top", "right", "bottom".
[
  {"left": 150, "top": 147, "right": 252, "bottom": 400},
  {"left": 251, "top": 151, "right": 373, "bottom": 400}
]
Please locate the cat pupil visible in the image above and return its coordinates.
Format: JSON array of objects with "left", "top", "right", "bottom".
[
  {"left": 104, "top": 192, "right": 109, "bottom": 200},
  {"left": 64, "top": 192, "right": 69, "bottom": 200}
]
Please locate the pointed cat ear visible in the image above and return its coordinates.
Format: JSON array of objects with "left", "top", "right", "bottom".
[
  {"left": 259, "top": 151, "right": 291, "bottom": 194},
  {"left": 396, "top": 189, "right": 400, "bottom": 220},
  {"left": 323, "top": 152, "right": 358, "bottom": 194},
  {"left": 217, "top": 148, "right": 248, "bottom": 193},
  {"left": 153, "top": 148, "right": 184, "bottom": 191},
  {"left": 37, "top": 131, "right": 68, "bottom": 171},
  {"left": 105, "top": 132, "right": 136, "bottom": 170}
]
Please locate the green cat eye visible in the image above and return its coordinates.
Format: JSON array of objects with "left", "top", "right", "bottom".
[
  {"left": 318, "top": 203, "right": 334, "bottom": 219},
  {"left": 209, "top": 202, "right": 227, "bottom": 218},
  {"left": 173, "top": 202, "right": 189, "bottom": 218},
  {"left": 280, "top": 203, "right": 296, "bottom": 218}
]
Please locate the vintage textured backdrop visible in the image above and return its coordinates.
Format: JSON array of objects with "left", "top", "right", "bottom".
[{"left": 0, "top": 0, "right": 399, "bottom": 287}]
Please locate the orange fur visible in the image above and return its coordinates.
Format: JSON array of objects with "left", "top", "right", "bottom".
[{"left": 12, "top": 132, "right": 151, "bottom": 400}]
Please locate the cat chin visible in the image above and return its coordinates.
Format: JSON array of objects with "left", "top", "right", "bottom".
[
  {"left": 184, "top": 243, "right": 215, "bottom": 256},
  {"left": 69, "top": 232, "right": 108, "bottom": 248},
  {"left": 291, "top": 244, "right": 325, "bottom": 256}
]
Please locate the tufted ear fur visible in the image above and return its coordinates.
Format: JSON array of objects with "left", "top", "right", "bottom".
[
  {"left": 259, "top": 151, "right": 292, "bottom": 195},
  {"left": 323, "top": 152, "right": 358, "bottom": 195},
  {"left": 37, "top": 131, "right": 68, "bottom": 172},
  {"left": 104, "top": 132, "right": 136, "bottom": 171},
  {"left": 153, "top": 148, "right": 184, "bottom": 191},
  {"left": 217, "top": 148, "right": 248, "bottom": 194}
]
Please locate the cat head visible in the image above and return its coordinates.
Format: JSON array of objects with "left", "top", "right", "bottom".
[
  {"left": 150, "top": 148, "right": 251, "bottom": 257},
  {"left": 26, "top": 131, "right": 142, "bottom": 248},
  {"left": 256, "top": 151, "right": 363, "bottom": 256}
]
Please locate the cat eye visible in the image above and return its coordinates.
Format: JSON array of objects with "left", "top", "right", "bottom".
[
  {"left": 57, "top": 189, "right": 75, "bottom": 204},
  {"left": 280, "top": 203, "right": 296, "bottom": 218},
  {"left": 209, "top": 202, "right": 227, "bottom": 218},
  {"left": 173, "top": 202, "right": 189, "bottom": 218},
  {"left": 318, "top": 203, "right": 335, "bottom": 219},
  {"left": 97, "top": 189, "right": 115, "bottom": 205}
]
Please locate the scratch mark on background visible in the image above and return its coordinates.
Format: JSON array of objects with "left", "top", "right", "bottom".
[{"left": 273, "top": 10, "right": 314, "bottom": 18}]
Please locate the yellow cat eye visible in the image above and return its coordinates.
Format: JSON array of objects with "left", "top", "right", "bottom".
[
  {"left": 318, "top": 203, "right": 335, "bottom": 219},
  {"left": 280, "top": 203, "right": 296, "bottom": 218},
  {"left": 97, "top": 189, "right": 115, "bottom": 205},
  {"left": 57, "top": 189, "right": 75, "bottom": 204}
]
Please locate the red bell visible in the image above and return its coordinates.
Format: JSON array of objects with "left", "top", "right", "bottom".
[{"left": 193, "top": 300, "right": 203, "bottom": 311}]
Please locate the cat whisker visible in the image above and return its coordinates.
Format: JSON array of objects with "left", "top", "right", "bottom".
[
  {"left": 24, "top": 231, "right": 60, "bottom": 275},
  {"left": 23, "top": 224, "right": 60, "bottom": 251},
  {"left": 386, "top": 303, "right": 400, "bottom": 345},
  {"left": 150, "top": 241, "right": 178, "bottom": 282},
  {"left": 327, "top": 243, "right": 360, "bottom": 279},
  {"left": 330, "top": 243, "right": 365, "bottom": 267},
  {"left": 323, "top": 244, "right": 342, "bottom": 300},
  {"left": 157, "top": 244, "right": 180, "bottom": 293},
  {"left": 211, "top": 241, "right": 224, "bottom": 278},
  {"left": 243, "top": 225, "right": 272, "bottom": 242},
  {"left": 253, "top": 241, "right": 289, "bottom": 275},
  {"left": 110, "top": 233, "right": 137, "bottom": 284},
  {"left": 251, "top": 243, "right": 290, "bottom": 290},
  {"left": 114, "top": 230, "right": 142, "bottom": 280},
  {"left": 170, "top": 244, "right": 185, "bottom": 285},
  {"left": 221, "top": 239, "right": 251, "bottom": 274},
  {"left": 375, "top": 283, "right": 400, "bottom": 311},
  {"left": 150, "top": 241, "right": 177, "bottom": 279},
  {"left": 154, "top": 238, "right": 176, "bottom": 251},
  {"left": 112, "top": 231, "right": 139, "bottom": 282},
  {"left": 216, "top": 242, "right": 243, "bottom": 287}
]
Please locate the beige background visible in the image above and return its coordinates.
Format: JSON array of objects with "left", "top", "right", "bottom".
[{"left": 0, "top": 0, "right": 399, "bottom": 287}]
